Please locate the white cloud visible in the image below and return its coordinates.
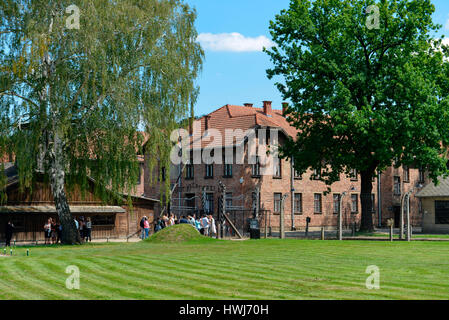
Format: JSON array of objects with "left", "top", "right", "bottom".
[{"left": 197, "top": 32, "right": 276, "bottom": 52}]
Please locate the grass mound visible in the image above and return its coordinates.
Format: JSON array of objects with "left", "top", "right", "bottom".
[{"left": 147, "top": 224, "right": 209, "bottom": 243}]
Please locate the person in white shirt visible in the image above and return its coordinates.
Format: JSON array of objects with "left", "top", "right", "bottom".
[
  {"left": 201, "top": 214, "right": 210, "bottom": 236},
  {"left": 168, "top": 214, "right": 175, "bottom": 226},
  {"left": 208, "top": 215, "right": 217, "bottom": 238}
]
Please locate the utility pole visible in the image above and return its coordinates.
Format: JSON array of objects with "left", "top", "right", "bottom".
[
  {"left": 280, "top": 194, "right": 288, "bottom": 239},
  {"left": 338, "top": 192, "right": 347, "bottom": 241}
]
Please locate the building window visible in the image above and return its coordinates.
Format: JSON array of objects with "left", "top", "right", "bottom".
[
  {"left": 223, "top": 164, "right": 233, "bottom": 178},
  {"left": 351, "top": 194, "right": 358, "bottom": 213},
  {"left": 186, "top": 164, "right": 194, "bottom": 180},
  {"left": 273, "top": 159, "right": 282, "bottom": 178},
  {"left": 333, "top": 194, "right": 340, "bottom": 214},
  {"left": 314, "top": 194, "right": 322, "bottom": 214},
  {"left": 418, "top": 199, "right": 423, "bottom": 214},
  {"left": 435, "top": 201, "right": 449, "bottom": 224},
  {"left": 294, "top": 169, "right": 302, "bottom": 180},
  {"left": 205, "top": 164, "right": 214, "bottom": 179},
  {"left": 403, "top": 166, "right": 410, "bottom": 183},
  {"left": 371, "top": 194, "right": 375, "bottom": 213},
  {"left": 205, "top": 193, "right": 214, "bottom": 214},
  {"left": 294, "top": 193, "right": 303, "bottom": 214},
  {"left": 350, "top": 169, "right": 358, "bottom": 181},
  {"left": 185, "top": 193, "right": 196, "bottom": 210},
  {"left": 394, "top": 176, "right": 401, "bottom": 195},
  {"left": 419, "top": 167, "right": 425, "bottom": 184},
  {"left": 92, "top": 215, "right": 115, "bottom": 226},
  {"left": 312, "top": 169, "right": 321, "bottom": 180},
  {"left": 274, "top": 193, "right": 282, "bottom": 213},
  {"left": 252, "top": 156, "right": 261, "bottom": 177}
]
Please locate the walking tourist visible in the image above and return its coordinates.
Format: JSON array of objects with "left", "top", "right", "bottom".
[
  {"left": 195, "top": 217, "right": 202, "bottom": 233},
  {"left": 140, "top": 216, "right": 146, "bottom": 239},
  {"left": 201, "top": 214, "right": 210, "bottom": 236},
  {"left": 85, "top": 217, "right": 92, "bottom": 242},
  {"left": 208, "top": 215, "right": 217, "bottom": 238},
  {"left": 180, "top": 216, "right": 189, "bottom": 224},
  {"left": 51, "top": 218, "right": 57, "bottom": 244},
  {"left": 5, "top": 220, "right": 14, "bottom": 247},
  {"left": 44, "top": 218, "right": 52, "bottom": 245},
  {"left": 154, "top": 218, "right": 162, "bottom": 233},
  {"left": 74, "top": 217, "right": 79, "bottom": 230},
  {"left": 168, "top": 214, "right": 175, "bottom": 227},
  {"left": 162, "top": 214, "right": 168, "bottom": 229},
  {"left": 56, "top": 222, "right": 62, "bottom": 244},
  {"left": 143, "top": 217, "right": 150, "bottom": 239},
  {"left": 79, "top": 217, "right": 85, "bottom": 242}
]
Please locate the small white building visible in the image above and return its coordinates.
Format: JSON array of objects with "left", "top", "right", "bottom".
[{"left": 416, "top": 177, "right": 449, "bottom": 234}]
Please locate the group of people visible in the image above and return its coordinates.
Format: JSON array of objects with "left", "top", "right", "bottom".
[
  {"left": 73, "top": 216, "right": 93, "bottom": 242},
  {"left": 189, "top": 214, "right": 217, "bottom": 237},
  {"left": 43, "top": 218, "right": 62, "bottom": 245},
  {"left": 140, "top": 216, "right": 151, "bottom": 239},
  {"left": 42, "top": 216, "right": 92, "bottom": 244},
  {"left": 147, "top": 213, "right": 217, "bottom": 238}
]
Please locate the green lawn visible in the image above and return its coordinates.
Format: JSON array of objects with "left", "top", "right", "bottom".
[
  {"left": 1, "top": 237, "right": 449, "bottom": 300},
  {"left": 354, "top": 232, "right": 449, "bottom": 239}
]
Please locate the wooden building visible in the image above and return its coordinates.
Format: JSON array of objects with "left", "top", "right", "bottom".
[{"left": 0, "top": 163, "right": 158, "bottom": 243}]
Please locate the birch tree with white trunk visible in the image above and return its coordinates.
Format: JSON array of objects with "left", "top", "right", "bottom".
[{"left": 0, "top": 0, "right": 203, "bottom": 244}]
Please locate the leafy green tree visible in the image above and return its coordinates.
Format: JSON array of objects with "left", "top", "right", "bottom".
[
  {"left": 0, "top": 0, "right": 203, "bottom": 243},
  {"left": 266, "top": 0, "right": 449, "bottom": 231}
]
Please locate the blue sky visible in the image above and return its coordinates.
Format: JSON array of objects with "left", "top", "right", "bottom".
[{"left": 187, "top": 0, "right": 449, "bottom": 117}]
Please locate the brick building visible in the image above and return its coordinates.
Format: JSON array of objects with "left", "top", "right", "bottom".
[{"left": 145, "top": 101, "right": 427, "bottom": 231}]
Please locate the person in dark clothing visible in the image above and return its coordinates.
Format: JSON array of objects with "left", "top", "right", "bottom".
[
  {"left": 154, "top": 218, "right": 162, "bottom": 233},
  {"left": 5, "top": 220, "right": 14, "bottom": 247},
  {"left": 179, "top": 216, "right": 189, "bottom": 224},
  {"left": 56, "top": 222, "right": 62, "bottom": 244},
  {"left": 140, "top": 216, "right": 146, "bottom": 239}
]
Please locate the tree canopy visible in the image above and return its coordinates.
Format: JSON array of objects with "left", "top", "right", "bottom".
[
  {"left": 266, "top": 0, "right": 449, "bottom": 231},
  {"left": 0, "top": 0, "right": 203, "bottom": 243}
]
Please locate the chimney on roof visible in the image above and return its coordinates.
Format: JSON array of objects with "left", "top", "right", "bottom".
[
  {"left": 205, "top": 115, "right": 211, "bottom": 132},
  {"left": 282, "top": 102, "right": 289, "bottom": 116},
  {"left": 263, "top": 101, "right": 272, "bottom": 116},
  {"left": 244, "top": 103, "right": 253, "bottom": 108},
  {"left": 189, "top": 118, "right": 193, "bottom": 136}
]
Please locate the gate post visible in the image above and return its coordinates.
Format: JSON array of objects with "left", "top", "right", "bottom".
[{"left": 280, "top": 194, "right": 288, "bottom": 239}]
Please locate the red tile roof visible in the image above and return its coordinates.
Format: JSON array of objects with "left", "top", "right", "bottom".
[{"left": 188, "top": 104, "right": 298, "bottom": 149}]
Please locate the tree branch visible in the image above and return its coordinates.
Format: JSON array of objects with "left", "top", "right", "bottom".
[{"left": 0, "top": 91, "right": 39, "bottom": 108}]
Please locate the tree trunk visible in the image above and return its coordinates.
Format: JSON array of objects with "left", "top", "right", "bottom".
[
  {"left": 49, "top": 131, "right": 81, "bottom": 245},
  {"left": 359, "top": 170, "right": 375, "bottom": 232}
]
